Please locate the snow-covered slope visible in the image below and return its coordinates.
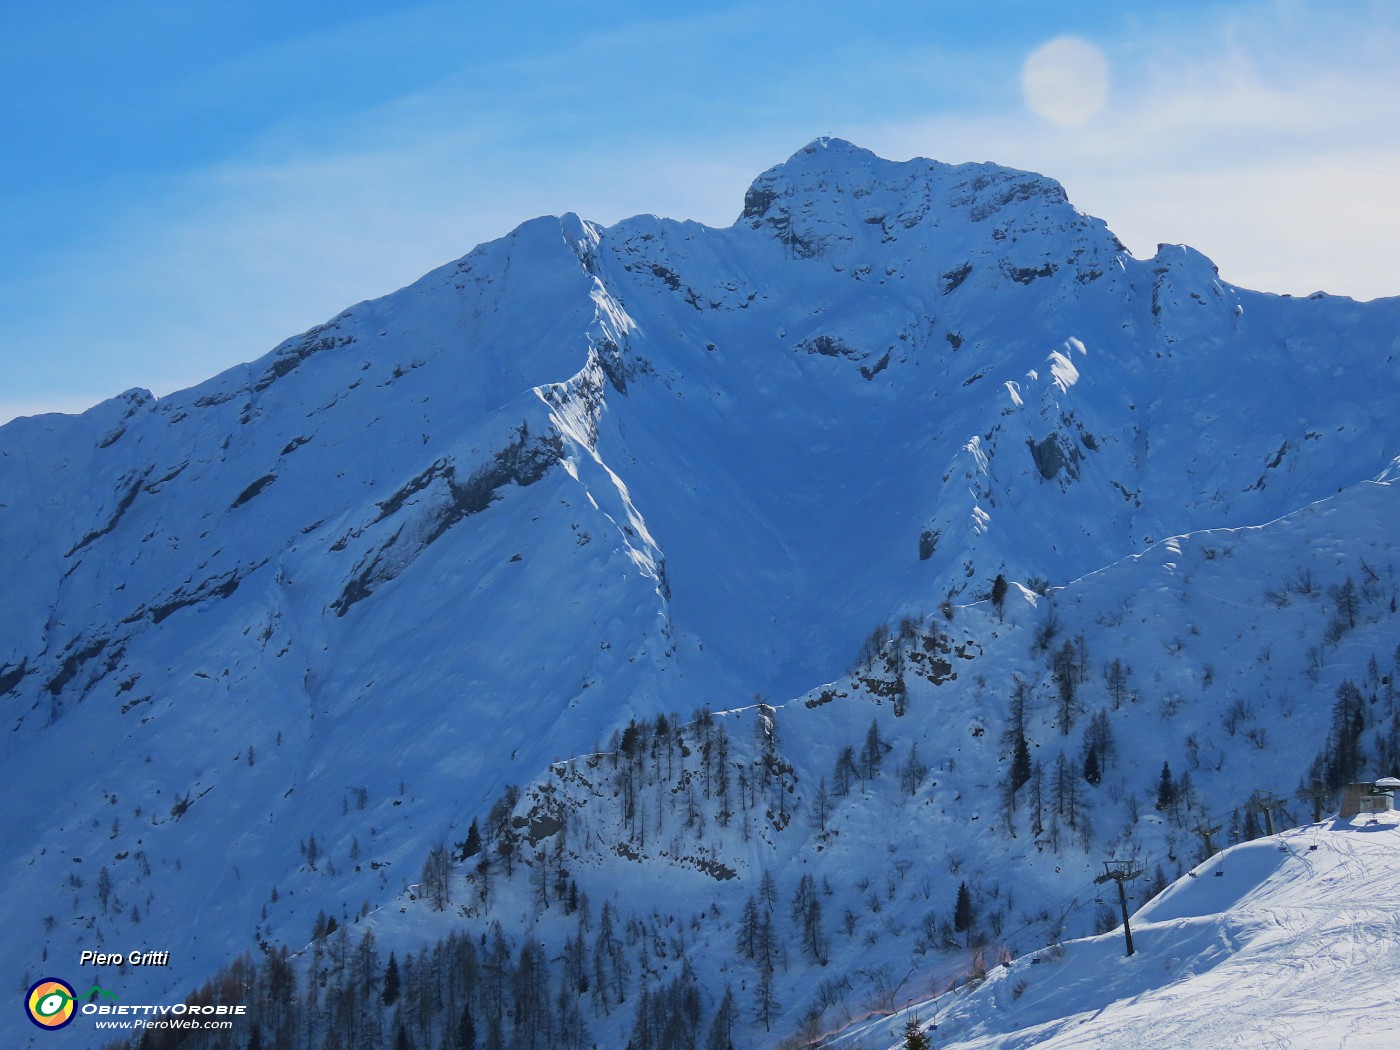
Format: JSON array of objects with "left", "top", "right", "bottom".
[
  {"left": 3, "top": 138, "right": 1399, "bottom": 1048},
  {"left": 869, "top": 812, "right": 1400, "bottom": 1049}
]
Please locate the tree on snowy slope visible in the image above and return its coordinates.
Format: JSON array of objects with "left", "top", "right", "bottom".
[
  {"left": 704, "top": 986, "right": 735, "bottom": 1050},
  {"left": 1053, "top": 752, "right": 1081, "bottom": 830},
  {"left": 898, "top": 741, "right": 929, "bottom": 795},
  {"left": 1104, "top": 658, "right": 1132, "bottom": 710},
  {"left": 1002, "top": 732, "right": 1034, "bottom": 831},
  {"left": 1083, "top": 747, "right": 1102, "bottom": 787},
  {"left": 1029, "top": 759, "right": 1045, "bottom": 836},
  {"left": 860, "top": 718, "right": 888, "bottom": 779},
  {"left": 904, "top": 1016, "right": 933, "bottom": 1050},
  {"left": 833, "top": 745, "right": 859, "bottom": 796},
  {"left": 1156, "top": 762, "right": 1177, "bottom": 812},
  {"left": 1308, "top": 680, "right": 1368, "bottom": 792},
  {"left": 736, "top": 896, "right": 760, "bottom": 961},
  {"left": 1011, "top": 734, "right": 1033, "bottom": 795},
  {"left": 458, "top": 818, "right": 482, "bottom": 861},
  {"left": 791, "top": 873, "right": 829, "bottom": 964},
  {"left": 1003, "top": 677, "right": 1034, "bottom": 779},
  {"left": 1053, "top": 641, "right": 1080, "bottom": 735},
  {"left": 811, "top": 774, "right": 832, "bottom": 833},
  {"left": 753, "top": 965, "right": 779, "bottom": 1032},
  {"left": 1082, "top": 709, "right": 1116, "bottom": 771},
  {"left": 1002, "top": 676, "right": 1035, "bottom": 826},
  {"left": 382, "top": 952, "right": 399, "bottom": 1007},
  {"left": 953, "top": 881, "right": 975, "bottom": 945},
  {"left": 422, "top": 845, "right": 453, "bottom": 911}
]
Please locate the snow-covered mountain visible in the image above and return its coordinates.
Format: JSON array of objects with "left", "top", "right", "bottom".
[{"left": 3, "top": 138, "right": 1399, "bottom": 1048}]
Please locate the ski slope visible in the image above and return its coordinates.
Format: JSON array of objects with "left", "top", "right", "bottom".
[{"left": 865, "top": 813, "right": 1400, "bottom": 1049}]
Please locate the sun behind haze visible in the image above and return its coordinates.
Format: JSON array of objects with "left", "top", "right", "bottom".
[{"left": 1021, "top": 35, "right": 1111, "bottom": 126}]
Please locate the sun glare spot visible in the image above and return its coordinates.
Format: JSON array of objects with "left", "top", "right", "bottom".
[{"left": 1021, "top": 36, "right": 1110, "bottom": 126}]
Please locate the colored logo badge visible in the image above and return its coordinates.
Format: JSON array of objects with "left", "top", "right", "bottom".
[{"left": 26, "top": 978, "right": 76, "bottom": 1030}]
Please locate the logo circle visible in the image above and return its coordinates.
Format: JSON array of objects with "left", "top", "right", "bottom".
[{"left": 26, "top": 978, "right": 76, "bottom": 1030}]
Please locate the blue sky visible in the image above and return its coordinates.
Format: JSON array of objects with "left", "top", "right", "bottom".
[{"left": 3, "top": 1, "right": 1398, "bottom": 422}]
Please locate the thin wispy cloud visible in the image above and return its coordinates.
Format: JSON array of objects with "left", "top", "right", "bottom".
[
  {"left": 2, "top": 1, "right": 1395, "bottom": 424},
  {"left": 863, "top": 3, "right": 1400, "bottom": 298}
]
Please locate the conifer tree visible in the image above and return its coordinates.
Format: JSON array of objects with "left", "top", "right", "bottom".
[
  {"left": 484, "top": 1014, "right": 505, "bottom": 1050},
  {"left": 758, "top": 869, "right": 779, "bottom": 912},
  {"left": 1320, "top": 680, "right": 1368, "bottom": 790},
  {"left": 991, "top": 573, "right": 1008, "bottom": 621},
  {"left": 833, "top": 746, "right": 859, "bottom": 796},
  {"left": 1156, "top": 762, "right": 1176, "bottom": 811},
  {"left": 422, "top": 845, "right": 453, "bottom": 911},
  {"left": 704, "top": 986, "right": 735, "bottom": 1050},
  {"left": 1083, "top": 708, "right": 1117, "bottom": 770},
  {"left": 898, "top": 741, "right": 929, "bottom": 796},
  {"left": 791, "top": 873, "right": 827, "bottom": 963},
  {"left": 1029, "top": 759, "right": 1045, "bottom": 836},
  {"left": 904, "top": 1017, "right": 933, "bottom": 1050},
  {"left": 1104, "top": 658, "right": 1131, "bottom": 709},
  {"left": 459, "top": 819, "right": 482, "bottom": 861},
  {"left": 1331, "top": 576, "right": 1360, "bottom": 632},
  {"left": 1010, "top": 733, "right": 1032, "bottom": 795},
  {"left": 812, "top": 775, "right": 831, "bottom": 833},
  {"left": 629, "top": 986, "right": 655, "bottom": 1050},
  {"left": 753, "top": 966, "right": 779, "bottom": 1032},
  {"left": 953, "top": 881, "right": 975, "bottom": 938},
  {"left": 382, "top": 952, "right": 400, "bottom": 1007},
  {"left": 1054, "top": 641, "right": 1079, "bottom": 734},
  {"left": 458, "top": 1002, "right": 477, "bottom": 1049},
  {"left": 736, "top": 897, "right": 760, "bottom": 961},
  {"left": 860, "top": 719, "right": 886, "bottom": 779},
  {"left": 1083, "top": 747, "right": 1101, "bottom": 787}
]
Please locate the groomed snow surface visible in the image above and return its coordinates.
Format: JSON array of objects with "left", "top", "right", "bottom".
[{"left": 858, "top": 814, "right": 1400, "bottom": 1049}]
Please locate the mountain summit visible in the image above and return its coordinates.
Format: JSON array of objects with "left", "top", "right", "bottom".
[
  {"left": 740, "top": 136, "right": 1118, "bottom": 279},
  {"left": 4, "top": 142, "right": 1399, "bottom": 1047}
]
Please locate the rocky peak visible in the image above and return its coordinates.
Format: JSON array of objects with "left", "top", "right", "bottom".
[{"left": 735, "top": 137, "right": 1123, "bottom": 287}]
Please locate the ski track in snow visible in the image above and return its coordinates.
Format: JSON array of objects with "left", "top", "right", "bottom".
[{"left": 860, "top": 817, "right": 1400, "bottom": 1049}]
